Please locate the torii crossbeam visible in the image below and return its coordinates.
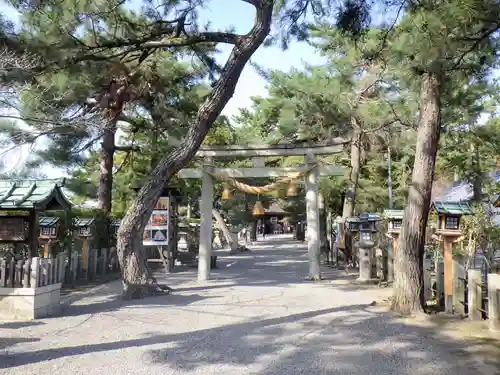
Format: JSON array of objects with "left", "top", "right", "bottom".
[{"left": 177, "top": 140, "right": 346, "bottom": 281}]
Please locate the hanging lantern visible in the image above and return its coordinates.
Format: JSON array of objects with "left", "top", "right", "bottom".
[
  {"left": 252, "top": 200, "right": 265, "bottom": 216},
  {"left": 221, "top": 184, "right": 232, "bottom": 200},
  {"left": 286, "top": 180, "right": 298, "bottom": 197}
]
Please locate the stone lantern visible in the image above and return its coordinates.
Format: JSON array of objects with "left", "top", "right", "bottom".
[{"left": 355, "top": 212, "right": 380, "bottom": 282}]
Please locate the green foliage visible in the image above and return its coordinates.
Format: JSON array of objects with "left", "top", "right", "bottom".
[{"left": 460, "top": 204, "right": 500, "bottom": 267}]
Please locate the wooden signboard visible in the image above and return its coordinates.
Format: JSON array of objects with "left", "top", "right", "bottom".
[
  {"left": 143, "top": 197, "right": 169, "bottom": 246},
  {"left": 0, "top": 217, "right": 27, "bottom": 242}
]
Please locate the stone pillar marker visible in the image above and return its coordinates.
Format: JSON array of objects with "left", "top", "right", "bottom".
[
  {"left": 358, "top": 245, "right": 372, "bottom": 281},
  {"left": 305, "top": 153, "right": 320, "bottom": 279},
  {"left": 488, "top": 273, "right": 500, "bottom": 332},
  {"left": 468, "top": 268, "right": 482, "bottom": 321},
  {"left": 198, "top": 157, "right": 214, "bottom": 282}
]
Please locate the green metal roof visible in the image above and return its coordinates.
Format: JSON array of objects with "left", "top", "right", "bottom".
[
  {"left": 75, "top": 217, "right": 95, "bottom": 227},
  {"left": 360, "top": 212, "right": 381, "bottom": 221},
  {"left": 0, "top": 179, "right": 71, "bottom": 210},
  {"left": 346, "top": 216, "right": 360, "bottom": 223},
  {"left": 383, "top": 209, "right": 404, "bottom": 219},
  {"left": 430, "top": 200, "right": 474, "bottom": 215},
  {"left": 38, "top": 216, "right": 60, "bottom": 226}
]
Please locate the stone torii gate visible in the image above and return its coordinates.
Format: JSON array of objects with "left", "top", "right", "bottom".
[{"left": 177, "top": 141, "right": 345, "bottom": 281}]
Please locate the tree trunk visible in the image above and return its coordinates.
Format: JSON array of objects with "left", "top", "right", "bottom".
[
  {"left": 116, "top": 0, "right": 274, "bottom": 298},
  {"left": 471, "top": 142, "right": 482, "bottom": 202},
  {"left": 341, "top": 117, "right": 362, "bottom": 263},
  {"left": 212, "top": 208, "right": 238, "bottom": 252},
  {"left": 392, "top": 72, "right": 442, "bottom": 315},
  {"left": 97, "top": 119, "right": 117, "bottom": 249},
  {"left": 342, "top": 117, "right": 362, "bottom": 218}
]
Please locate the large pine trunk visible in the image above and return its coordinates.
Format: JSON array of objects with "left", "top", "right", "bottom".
[
  {"left": 342, "top": 118, "right": 362, "bottom": 218},
  {"left": 341, "top": 118, "right": 362, "bottom": 264},
  {"left": 97, "top": 120, "right": 117, "bottom": 249},
  {"left": 392, "top": 72, "right": 442, "bottom": 314},
  {"left": 116, "top": 1, "right": 274, "bottom": 298}
]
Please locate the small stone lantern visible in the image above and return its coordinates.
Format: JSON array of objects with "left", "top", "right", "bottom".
[{"left": 355, "top": 212, "right": 380, "bottom": 282}]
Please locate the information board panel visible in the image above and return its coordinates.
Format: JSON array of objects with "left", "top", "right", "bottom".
[
  {"left": 0, "top": 217, "right": 27, "bottom": 242},
  {"left": 143, "top": 197, "right": 169, "bottom": 246}
]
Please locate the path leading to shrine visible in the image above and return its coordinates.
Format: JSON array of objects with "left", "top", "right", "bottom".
[{"left": 1, "top": 235, "right": 498, "bottom": 375}]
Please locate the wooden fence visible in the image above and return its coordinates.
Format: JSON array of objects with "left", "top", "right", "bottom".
[
  {"left": 0, "top": 247, "right": 120, "bottom": 289},
  {"left": 66, "top": 247, "right": 119, "bottom": 285},
  {"left": 0, "top": 254, "right": 65, "bottom": 288},
  {"left": 424, "top": 260, "right": 500, "bottom": 332}
]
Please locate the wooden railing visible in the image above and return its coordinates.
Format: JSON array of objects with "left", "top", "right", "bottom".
[
  {"left": 0, "top": 247, "right": 120, "bottom": 289},
  {"left": 423, "top": 260, "right": 500, "bottom": 332},
  {"left": 0, "top": 254, "right": 65, "bottom": 288}
]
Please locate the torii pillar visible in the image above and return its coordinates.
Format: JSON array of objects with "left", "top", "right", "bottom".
[
  {"left": 305, "top": 153, "right": 321, "bottom": 280},
  {"left": 198, "top": 157, "right": 214, "bottom": 281}
]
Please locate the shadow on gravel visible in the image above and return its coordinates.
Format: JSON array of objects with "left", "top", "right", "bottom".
[
  {"left": 0, "top": 321, "right": 44, "bottom": 351},
  {"left": 3, "top": 237, "right": 498, "bottom": 373},
  {"left": 0, "top": 304, "right": 365, "bottom": 368},
  {"left": 0, "top": 321, "right": 45, "bottom": 329},
  {"left": 0, "top": 337, "right": 41, "bottom": 351},
  {"left": 61, "top": 292, "right": 217, "bottom": 317},
  {"left": 159, "top": 240, "right": 348, "bottom": 292},
  {"left": 2, "top": 301, "right": 499, "bottom": 374}
]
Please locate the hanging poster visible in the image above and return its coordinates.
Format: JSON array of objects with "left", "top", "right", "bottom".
[{"left": 143, "top": 197, "right": 169, "bottom": 246}]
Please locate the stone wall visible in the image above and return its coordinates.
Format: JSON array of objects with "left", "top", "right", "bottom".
[{"left": 0, "top": 283, "right": 61, "bottom": 320}]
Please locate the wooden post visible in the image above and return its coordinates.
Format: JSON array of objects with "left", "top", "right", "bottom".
[
  {"left": 487, "top": 273, "right": 500, "bottom": 332},
  {"left": 41, "top": 259, "right": 48, "bottom": 286},
  {"left": 453, "top": 261, "right": 466, "bottom": 315},
  {"left": 468, "top": 268, "right": 482, "bottom": 321},
  {"left": 43, "top": 242, "right": 50, "bottom": 258},
  {"left": 30, "top": 257, "right": 40, "bottom": 288},
  {"left": 71, "top": 252, "right": 78, "bottom": 284},
  {"left": 436, "top": 261, "right": 445, "bottom": 307},
  {"left": 81, "top": 237, "right": 89, "bottom": 271},
  {"left": 47, "top": 258, "right": 53, "bottom": 285},
  {"left": 0, "top": 259, "right": 6, "bottom": 287},
  {"left": 443, "top": 238, "right": 454, "bottom": 313},
  {"left": 90, "top": 249, "right": 98, "bottom": 280},
  {"left": 101, "top": 248, "right": 108, "bottom": 277},
  {"left": 423, "top": 259, "right": 432, "bottom": 302},
  {"left": 57, "top": 252, "right": 65, "bottom": 284},
  {"left": 198, "top": 157, "right": 214, "bottom": 282},
  {"left": 387, "top": 235, "right": 398, "bottom": 283},
  {"left": 28, "top": 210, "right": 38, "bottom": 259},
  {"left": 22, "top": 258, "right": 30, "bottom": 287}
]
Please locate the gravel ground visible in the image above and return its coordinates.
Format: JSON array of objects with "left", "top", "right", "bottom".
[{"left": 0, "top": 235, "right": 497, "bottom": 374}]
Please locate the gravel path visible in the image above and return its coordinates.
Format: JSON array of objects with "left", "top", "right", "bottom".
[{"left": 0, "top": 235, "right": 495, "bottom": 374}]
